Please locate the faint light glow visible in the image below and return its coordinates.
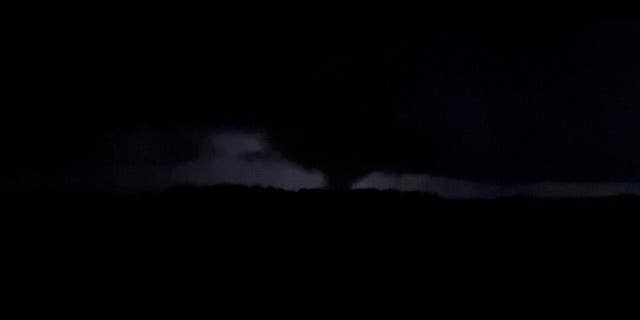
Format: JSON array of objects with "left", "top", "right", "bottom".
[
  {"left": 355, "top": 172, "right": 640, "bottom": 199},
  {"left": 171, "top": 131, "right": 324, "bottom": 190},
  {"left": 115, "top": 129, "right": 640, "bottom": 198}
]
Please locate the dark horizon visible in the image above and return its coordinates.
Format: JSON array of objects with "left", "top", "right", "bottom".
[
  {"left": 5, "top": 16, "right": 640, "bottom": 196},
  {"left": 7, "top": 129, "right": 640, "bottom": 198}
]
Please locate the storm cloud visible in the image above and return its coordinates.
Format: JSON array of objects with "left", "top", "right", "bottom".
[
  {"left": 355, "top": 172, "right": 640, "bottom": 199},
  {"left": 6, "top": 17, "right": 640, "bottom": 194},
  {"left": 169, "top": 131, "right": 324, "bottom": 190},
  {"left": 113, "top": 130, "right": 640, "bottom": 198}
]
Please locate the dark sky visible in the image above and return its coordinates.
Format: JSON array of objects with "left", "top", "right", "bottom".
[{"left": 4, "top": 16, "right": 640, "bottom": 195}]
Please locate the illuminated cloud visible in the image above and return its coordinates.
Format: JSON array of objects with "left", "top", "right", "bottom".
[
  {"left": 112, "top": 130, "right": 640, "bottom": 198},
  {"left": 170, "top": 131, "right": 324, "bottom": 190}
]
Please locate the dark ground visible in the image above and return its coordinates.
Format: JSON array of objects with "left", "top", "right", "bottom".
[{"left": 2, "top": 186, "right": 640, "bottom": 318}]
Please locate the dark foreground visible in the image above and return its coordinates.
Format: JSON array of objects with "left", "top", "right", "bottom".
[{"left": 2, "top": 187, "right": 640, "bottom": 318}]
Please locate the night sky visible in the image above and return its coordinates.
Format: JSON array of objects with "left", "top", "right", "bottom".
[{"left": 4, "top": 16, "right": 640, "bottom": 197}]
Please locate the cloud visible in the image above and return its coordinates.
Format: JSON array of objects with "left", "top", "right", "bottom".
[
  {"left": 108, "top": 129, "right": 640, "bottom": 198},
  {"left": 169, "top": 131, "right": 324, "bottom": 190},
  {"left": 354, "top": 172, "right": 640, "bottom": 199}
]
